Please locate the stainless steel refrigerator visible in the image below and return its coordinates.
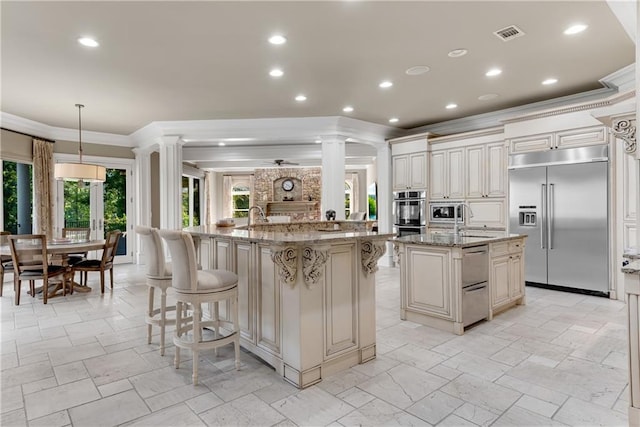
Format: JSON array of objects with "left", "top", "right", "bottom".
[{"left": 508, "top": 145, "right": 609, "bottom": 296}]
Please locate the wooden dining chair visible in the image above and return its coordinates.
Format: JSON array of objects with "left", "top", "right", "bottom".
[
  {"left": 72, "top": 230, "right": 122, "bottom": 294},
  {"left": 0, "top": 231, "right": 14, "bottom": 296},
  {"left": 62, "top": 227, "right": 91, "bottom": 284},
  {"left": 8, "top": 234, "right": 68, "bottom": 305}
]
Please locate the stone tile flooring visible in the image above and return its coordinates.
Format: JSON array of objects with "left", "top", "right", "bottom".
[{"left": 0, "top": 264, "right": 629, "bottom": 426}]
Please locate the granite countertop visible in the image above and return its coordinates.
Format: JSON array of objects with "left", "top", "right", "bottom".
[
  {"left": 394, "top": 232, "right": 526, "bottom": 248},
  {"left": 184, "top": 225, "right": 394, "bottom": 245}
]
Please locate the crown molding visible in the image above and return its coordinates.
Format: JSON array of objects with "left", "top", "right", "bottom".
[
  {"left": 1, "top": 111, "right": 131, "bottom": 147},
  {"left": 600, "top": 63, "right": 635, "bottom": 92}
]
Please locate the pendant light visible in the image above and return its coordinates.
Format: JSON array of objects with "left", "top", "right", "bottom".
[{"left": 54, "top": 104, "right": 106, "bottom": 182}]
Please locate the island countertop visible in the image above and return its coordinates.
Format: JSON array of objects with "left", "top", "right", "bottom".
[
  {"left": 184, "top": 224, "right": 394, "bottom": 244},
  {"left": 394, "top": 232, "right": 527, "bottom": 248}
]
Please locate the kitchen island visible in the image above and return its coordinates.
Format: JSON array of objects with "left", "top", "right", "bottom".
[
  {"left": 394, "top": 232, "right": 527, "bottom": 335},
  {"left": 184, "top": 222, "right": 392, "bottom": 388}
]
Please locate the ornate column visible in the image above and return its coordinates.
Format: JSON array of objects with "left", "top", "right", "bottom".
[
  {"left": 133, "top": 146, "right": 153, "bottom": 263},
  {"left": 321, "top": 135, "right": 346, "bottom": 220},
  {"left": 157, "top": 136, "right": 184, "bottom": 231}
]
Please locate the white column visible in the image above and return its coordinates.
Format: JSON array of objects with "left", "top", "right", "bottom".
[
  {"left": 133, "top": 146, "right": 153, "bottom": 263},
  {"left": 158, "top": 136, "right": 184, "bottom": 230},
  {"left": 376, "top": 142, "right": 393, "bottom": 265},
  {"left": 321, "top": 136, "right": 346, "bottom": 220}
]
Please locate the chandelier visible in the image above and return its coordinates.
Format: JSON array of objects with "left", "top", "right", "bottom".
[{"left": 54, "top": 104, "right": 106, "bottom": 182}]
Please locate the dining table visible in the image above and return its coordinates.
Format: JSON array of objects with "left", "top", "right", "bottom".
[{"left": 0, "top": 238, "right": 106, "bottom": 299}]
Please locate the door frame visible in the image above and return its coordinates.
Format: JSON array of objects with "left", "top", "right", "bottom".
[{"left": 54, "top": 153, "right": 135, "bottom": 264}]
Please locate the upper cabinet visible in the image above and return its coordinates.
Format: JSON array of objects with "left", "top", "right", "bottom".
[
  {"left": 465, "top": 142, "right": 506, "bottom": 199},
  {"left": 392, "top": 152, "right": 427, "bottom": 190},
  {"left": 430, "top": 148, "right": 464, "bottom": 199},
  {"left": 508, "top": 125, "right": 608, "bottom": 154},
  {"left": 390, "top": 135, "right": 428, "bottom": 191}
]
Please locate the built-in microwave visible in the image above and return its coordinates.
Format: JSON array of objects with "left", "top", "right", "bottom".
[{"left": 429, "top": 202, "right": 464, "bottom": 223}]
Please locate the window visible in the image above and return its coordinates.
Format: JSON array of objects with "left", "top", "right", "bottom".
[
  {"left": 182, "top": 175, "right": 201, "bottom": 228},
  {"left": 232, "top": 183, "right": 250, "bottom": 218},
  {"left": 344, "top": 181, "right": 352, "bottom": 219},
  {"left": 2, "top": 160, "right": 33, "bottom": 234}
]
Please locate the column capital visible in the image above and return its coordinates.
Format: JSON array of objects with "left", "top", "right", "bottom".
[
  {"left": 157, "top": 135, "right": 185, "bottom": 147},
  {"left": 132, "top": 146, "right": 155, "bottom": 156}
]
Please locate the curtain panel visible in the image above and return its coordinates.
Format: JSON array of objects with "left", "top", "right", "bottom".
[{"left": 32, "top": 139, "right": 54, "bottom": 238}]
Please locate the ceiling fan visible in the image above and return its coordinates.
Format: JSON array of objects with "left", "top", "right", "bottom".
[{"left": 266, "top": 159, "right": 299, "bottom": 166}]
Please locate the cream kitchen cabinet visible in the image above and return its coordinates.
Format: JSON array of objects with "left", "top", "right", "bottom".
[
  {"left": 430, "top": 148, "right": 464, "bottom": 199},
  {"left": 392, "top": 152, "right": 427, "bottom": 190},
  {"left": 509, "top": 126, "right": 607, "bottom": 154},
  {"left": 467, "top": 199, "right": 506, "bottom": 229},
  {"left": 465, "top": 142, "right": 506, "bottom": 198},
  {"left": 489, "top": 238, "right": 525, "bottom": 317}
]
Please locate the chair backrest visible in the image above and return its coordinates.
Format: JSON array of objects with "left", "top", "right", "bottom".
[
  {"left": 159, "top": 230, "right": 198, "bottom": 292},
  {"left": 0, "top": 231, "right": 11, "bottom": 262},
  {"left": 7, "top": 234, "right": 51, "bottom": 275},
  {"left": 101, "top": 230, "right": 122, "bottom": 266},
  {"left": 349, "top": 211, "right": 366, "bottom": 220},
  {"left": 62, "top": 227, "right": 91, "bottom": 241},
  {"left": 135, "top": 226, "right": 169, "bottom": 278}
]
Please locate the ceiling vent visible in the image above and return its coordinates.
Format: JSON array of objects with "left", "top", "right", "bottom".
[{"left": 493, "top": 25, "right": 525, "bottom": 41}]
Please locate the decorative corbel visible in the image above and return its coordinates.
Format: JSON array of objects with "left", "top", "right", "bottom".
[
  {"left": 612, "top": 118, "right": 636, "bottom": 154},
  {"left": 361, "top": 240, "right": 387, "bottom": 276},
  {"left": 271, "top": 246, "right": 298, "bottom": 287},
  {"left": 301, "top": 245, "right": 331, "bottom": 289}
]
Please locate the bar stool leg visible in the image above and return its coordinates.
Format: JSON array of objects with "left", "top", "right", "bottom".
[
  {"left": 147, "top": 286, "right": 155, "bottom": 344},
  {"left": 175, "top": 301, "right": 182, "bottom": 369},
  {"left": 233, "top": 294, "right": 240, "bottom": 370},
  {"left": 160, "top": 287, "right": 167, "bottom": 356},
  {"left": 192, "top": 302, "right": 202, "bottom": 385},
  {"left": 213, "top": 301, "right": 219, "bottom": 356}
]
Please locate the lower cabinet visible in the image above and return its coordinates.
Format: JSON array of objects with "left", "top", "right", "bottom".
[
  {"left": 404, "top": 245, "right": 453, "bottom": 320},
  {"left": 489, "top": 239, "right": 525, "bottom": 316}
]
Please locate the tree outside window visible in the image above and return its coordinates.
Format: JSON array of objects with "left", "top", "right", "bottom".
[
  {"left": 232, "top": 183, "right": 250, "bottom": 218},
  {"left": 344, "top": 181, "right": 352, "bottom": 219},
  {"left": 182, "top": 175, "right": 201, "bottom": 228}
]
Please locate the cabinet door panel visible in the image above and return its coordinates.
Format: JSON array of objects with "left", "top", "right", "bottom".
[
  {"left": 509, "top": 134, "right": 553, "bottom": 153},
  {"left": 465, "top": 146, "right": 484, "bottom": 199},
  {"left": 430, "top": 151, "right": 446, "bottom": 199},
  {"left": 556, "top": 126, "right": 607, "bottom": 149},
  {"left": 486, "top": 143, "right": 506, "bottom": 197},
  {"left": 409, "top": 152, "right": 427, "bottom": 189},
  {"left": 491, "top": 255, "right": 510, "bottom": 308},
  {"left": 406, "top": 246, "right": 452, "bottom": 318},
  {"left": 467, "top": 199, "right": 506, "bottom": 228},
  {"left": 257, "top": 245, "right": 281, "bottom": 355},
  {"left": 235, "top": 242, "right": 254, "bottom": 341},
  {"left": 510, "top": 254, "right": 524, "bottom": 299},
  {"left": 448, "top": 149, "right": 465, "bottom": 199},
  {"left": 623, "top": 151, "right": 637, "bottom": 221},
  {"left": 393, "top": 155, "right": 409, "bottom": 190},
  {"left": 325, "top": 245, "right": 358, "bottom": 356}
]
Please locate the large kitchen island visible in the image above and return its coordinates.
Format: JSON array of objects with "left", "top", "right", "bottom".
[
  {"left": 394, "top": 232, "right": 527, "bottom": 335},
  {"left": 184, "top": 221, "right": 391, "bottom": 388}
]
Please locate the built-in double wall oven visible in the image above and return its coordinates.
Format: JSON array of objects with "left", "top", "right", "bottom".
[{"left": 393, "top": 190, "right": 426, "bottom": 236}]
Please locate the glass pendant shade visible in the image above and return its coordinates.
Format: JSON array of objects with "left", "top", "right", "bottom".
[{"left": 54, "top": 104, "right": 106, "bottom": 182}]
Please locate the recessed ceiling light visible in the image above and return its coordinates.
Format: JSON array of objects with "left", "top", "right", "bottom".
[
  {"left": 379, "top": 80, "right": 393, "bottom": 89},
  {"left": 269, "top": 68, "right": 284, "bottom": 77},
  {"left": 485, "top": 68, "right": 502, "bottom": 77},
  {"left": 268, "top": 34, "right": 287, "bottom": 45},
  {"left": 478, "top": 93, "right": 499, "bottom": 101},
  {"left": 218, "top": 142, "right": 226, "bottom": 146},
  {"left": 295, "top": 94, "right": 307, "bottom": 102},
  {"left": 448, "top": 48, "right": 468, "bottom": 58},
  {"left": 388, "top": 118, "right": 399, "bottom": 123},
  {"left": 564, "top": 24, "right": 588, "bottom": 35},
  {"left": 445, "top": 103, "right": 458, "bottom": 109},
  {"left": 542, "top": 78, "right": 558, "bottom": 85},
  {"left": 343, "top": 106, "right": 354, "bottom": 113},
  {"left": 315, "top": 139, "right": 322, "bottom": 144},
  {"left": 78, "top": 37, "right": 99, "bottom": 47},
  {"left": 405, "top": 65, "right": 430, "bottom": 75}
]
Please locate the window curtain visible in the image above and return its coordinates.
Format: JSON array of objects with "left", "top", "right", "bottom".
[
  {"left": 32, "top": 139, "right": 54, "bottom": 238},
  {"left": 222, "top": 175, "right": 233, "bottom": 219},
  {"left": 351, "top": 172, "right": 360, "bottom": 213},
  {"left": 249, "top": 175, "right": 255, "bottom": 208},
  {"left": 203, "top": 171, "right": 212, "bottom": 225}
]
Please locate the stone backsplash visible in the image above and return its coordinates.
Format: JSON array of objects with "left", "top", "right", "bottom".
[{"left": 253, "top": 167, "right": 322, "bottom": 220}]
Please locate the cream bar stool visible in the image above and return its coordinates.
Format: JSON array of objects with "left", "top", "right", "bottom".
[
  {"left": 160, "top": 229, "right": 240, "bottom": 385},
  {"left": 135, "top": 226, "right": 176, "bottom": 356}
]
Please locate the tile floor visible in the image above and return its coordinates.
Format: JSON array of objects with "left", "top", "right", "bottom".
[{"left": 0, "top": 264, "right": 629, "bottom": 426}]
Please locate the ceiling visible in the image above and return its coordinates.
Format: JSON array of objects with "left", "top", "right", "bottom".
[{"left": 0, "top": 1, "right": 635, "bottom": 170}]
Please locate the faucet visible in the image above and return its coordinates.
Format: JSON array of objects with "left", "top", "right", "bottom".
[
  {"left": 247, "top": 206, "right": 266, "bottom": 228},
  {"left": 453, "top": 202, "right": 474, "bottom": 236}
]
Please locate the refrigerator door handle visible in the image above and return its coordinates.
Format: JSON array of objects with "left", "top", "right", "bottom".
[
  {"left": 541, "top": 184, "right": 546, "bottom": 249},
  {"left": 548, "top": 183, "right": 554, "bottom": 250}
]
